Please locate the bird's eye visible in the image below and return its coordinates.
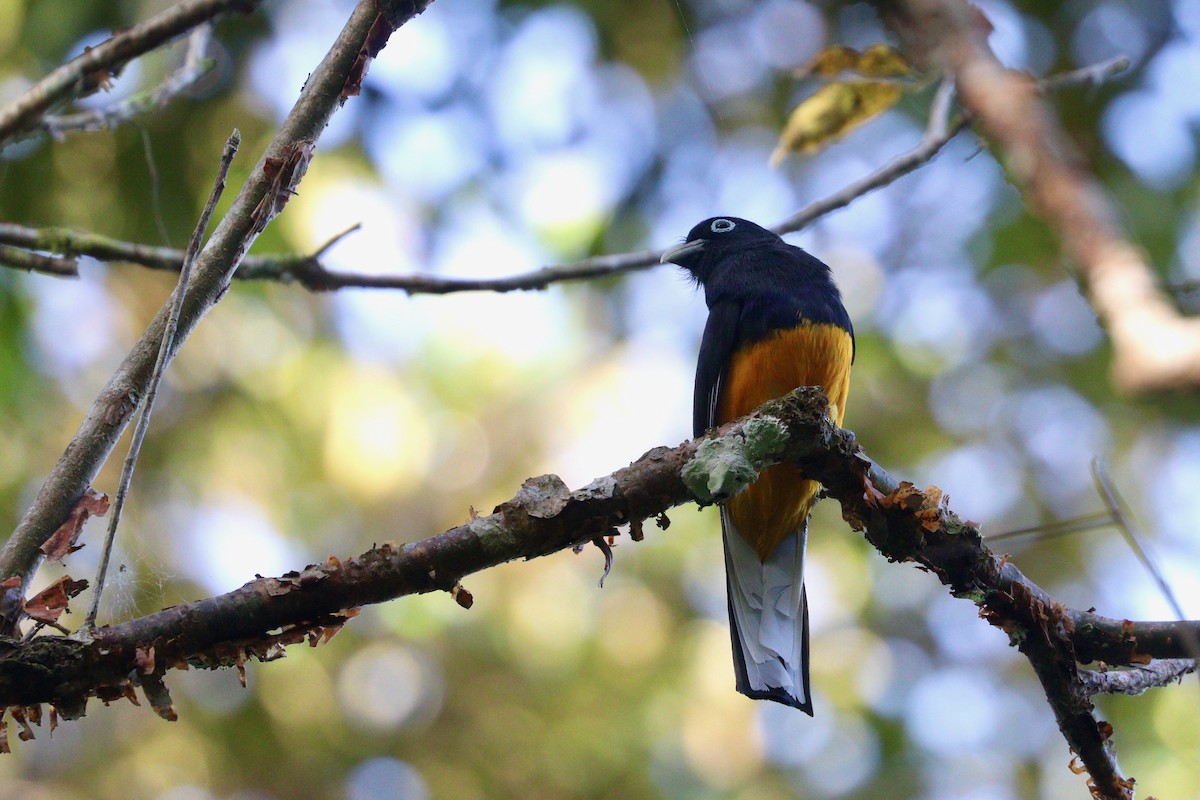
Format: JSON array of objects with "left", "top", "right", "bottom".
[{"left": 710, "top": 218, "right": 736, "bottom": 234}]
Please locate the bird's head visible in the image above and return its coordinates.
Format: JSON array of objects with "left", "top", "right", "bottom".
[{"left": 660, "top": 217, "right": 781, "bottom": 283}]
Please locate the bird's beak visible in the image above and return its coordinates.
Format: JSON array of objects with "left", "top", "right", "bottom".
[{"left": 660, "top": 239, "right": 705, "bottom": 265}]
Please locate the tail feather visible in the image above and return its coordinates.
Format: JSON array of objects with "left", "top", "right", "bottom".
[{"left": 722, "top": 508, "right": 812, "bottom": 714}]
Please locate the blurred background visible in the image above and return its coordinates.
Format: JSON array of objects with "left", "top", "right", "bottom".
[{"left": 1, "top": 0, "right": 1199, "bottom": 797}]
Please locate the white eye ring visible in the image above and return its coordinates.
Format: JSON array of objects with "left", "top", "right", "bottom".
[{"left": 710, "top": 218, "right": 736, "bottom": 233}]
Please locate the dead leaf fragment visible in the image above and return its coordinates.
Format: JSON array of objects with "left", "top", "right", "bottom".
[
  {"left": 103, "top": 390, "right": 139, "bottom": 426},
  {"left": 41, "top": 490, "right": 110, "bottom": 562},
  {"left": 78, "top": 46, "right": 118, "bottom": 95},
  {"left": 251, "top": 140, "right": 315, "bottom": 234},
  {"left": 141, "top": 675, "right": 177, "bottom": 722},
  {"left": 23, "top": 576, "right": 89, "bottom": 625},
  {"left": 629, "top": 518, "right": 644, "bottom": 542},
  {"left": 451, "top": 582, "right": 474, "bottom": 609},
  {"left": 771, "top": 81, "right": 903, "bottom": 165},
  {"left": 9, "top": 707, "right": 33, "bottom": 742},
  {"left": 343, "top": 13, "right": 397, "bottom": 99},
  {"left": 134, "top": 646, "right": 156, "bottom": 675}
]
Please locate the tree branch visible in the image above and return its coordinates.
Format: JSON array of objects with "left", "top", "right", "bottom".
[
  {"left": 0, "top": 0, "right": 261, "bottom": 148},
  {"left": 0, "top": 244, "right": 77, "bottom": 277},
  {"left": 0, "top": 386, "right": 1193, "bottom": 798},
  {"left": 84, "top": 130, "right": 240, "bottom": 629},
  {"left": 0, "top": 110, "right": 961, "bottom": 292},
  {"left": 0, "top": 0, "right": 432, "bottom": 632},
  {"left": 1079, "top": 660, "right": 1196, "bottom": 697},
  {"left": 0, "top": 57, "right": 1127, "bottom": 296},
  {"left": 39, "top": 26, "right": 215, "bottom": 139},
  {"left": 893, "top": 0, "right": 1199, "bottom": 394}
]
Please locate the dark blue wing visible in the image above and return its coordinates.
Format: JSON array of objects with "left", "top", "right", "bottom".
[{"left": 693, "top": 300, "right": 742, "bottom": 438}]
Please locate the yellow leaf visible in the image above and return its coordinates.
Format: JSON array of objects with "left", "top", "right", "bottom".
[
  {"left": 804, "top": 43, "right": 914, "bottom": 79},
  {"left": 770, "top": 81, "right": 903, "bottom": 165},
  {"left": 858, "top": 43, "right": 914, "bottom": 78},
  {"left": 806, "top": 45, "right": 862, "bottom": 77}
]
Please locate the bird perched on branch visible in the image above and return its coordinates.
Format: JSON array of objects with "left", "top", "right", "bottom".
[{"left": 662, "top": 216, "right": 854, "bottom": 713}]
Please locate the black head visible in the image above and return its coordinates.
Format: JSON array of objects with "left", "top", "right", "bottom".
[{"left": 660, "top": 216, "right": 782, "bottom": 283}]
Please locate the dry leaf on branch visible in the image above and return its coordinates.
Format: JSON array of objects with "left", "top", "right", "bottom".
[
  {"left": 771, "top": 81, "right": 904, "bottom": 165},
  {"left": 805, "top": 43, "right": 915, "bottom": 79},
  {"left": 23, "top": 576, "right": 89, "bottom": 625},
  {"left": 40, "top": 489, "right": 110, "bottom": 562},
  {"left": 773, "top": 43, "right": 919, "bottom": 165}
]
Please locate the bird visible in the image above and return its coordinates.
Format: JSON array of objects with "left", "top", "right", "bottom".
[{"left": 661, "top": 216, "right": 854, "bottom": 714}]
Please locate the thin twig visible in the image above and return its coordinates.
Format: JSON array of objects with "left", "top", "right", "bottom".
[
  {"left": 1091, "top": 458, "right": 1187, "bottom": 620},
  {"left": 83, "top": 130, "right": 240, "bottom": 630},
  {"left": 988, "top": 510, "right": 1114, "bottom": 543},
  {"left": 41, "top": 25, "right": 214, "bottom": 138},
  {"left": 1038, "top": 55, "right": 1131, "bottom": 93},
  {"left": 272, "top": 247, "right": 664, "bottom": 294},
  {"left": 1079, "top": 660, "right": 1195, "bottom": 696},
  {"left": 0, "top": 221, "right": 364, "bottom": 281},
  {"left": 0, "top": 244, "right": 78, "bottom": 277},
  {"left": 0, "top": 0, "right": 261, "bottom": 148}
]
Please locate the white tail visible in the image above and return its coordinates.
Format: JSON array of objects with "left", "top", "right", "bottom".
[{"left": 722, "top": 508, "right": 812, "bottom": 714}]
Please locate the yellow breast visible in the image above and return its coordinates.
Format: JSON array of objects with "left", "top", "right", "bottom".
[{"left": 716, "top": 322, "right": 853, "bottom": 560}]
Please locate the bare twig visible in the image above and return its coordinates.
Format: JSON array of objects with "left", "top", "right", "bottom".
[
  {"left": 0, "top": 223, "right": 217, "bottom": 271},
  {"left": 988, "top": 510, "right": 1114, "bottom": 543},
  {"left": 271, "top": 246, "right": 664, "bottom": 293},
  {"left": 0, "top": 244, "right": 78, "bottom": 277},
  {"left": 1091, "top": 459, "right": 1187, "bottom": 620},
  {"left": 83, "top": 131, "right": 239, "bottom": 630},
  {"left": 0, "top": 0, "right": 433, "bottom": 634},
  {"left": 0, "top": 221, "right": 367, "bottom": 282},
  {"left": 1091, "top": 459, "right": 1200, "bottom": 686},
  {"left": 0, "top": 0, "right": 261, "bottom": 148},
  {"left": 1038, "top": 56, "right": 1131, "bottom": 93},
  {"left": 1080, "top": 661, "right": 1196, "bottom": 697},
  {"left": 40, "top": 26, "right": 215, "bottom": 139}
]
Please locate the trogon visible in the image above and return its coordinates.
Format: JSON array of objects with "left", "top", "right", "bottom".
[{"left": 661, "top": 216, "right": 854, "bottom": 714}]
